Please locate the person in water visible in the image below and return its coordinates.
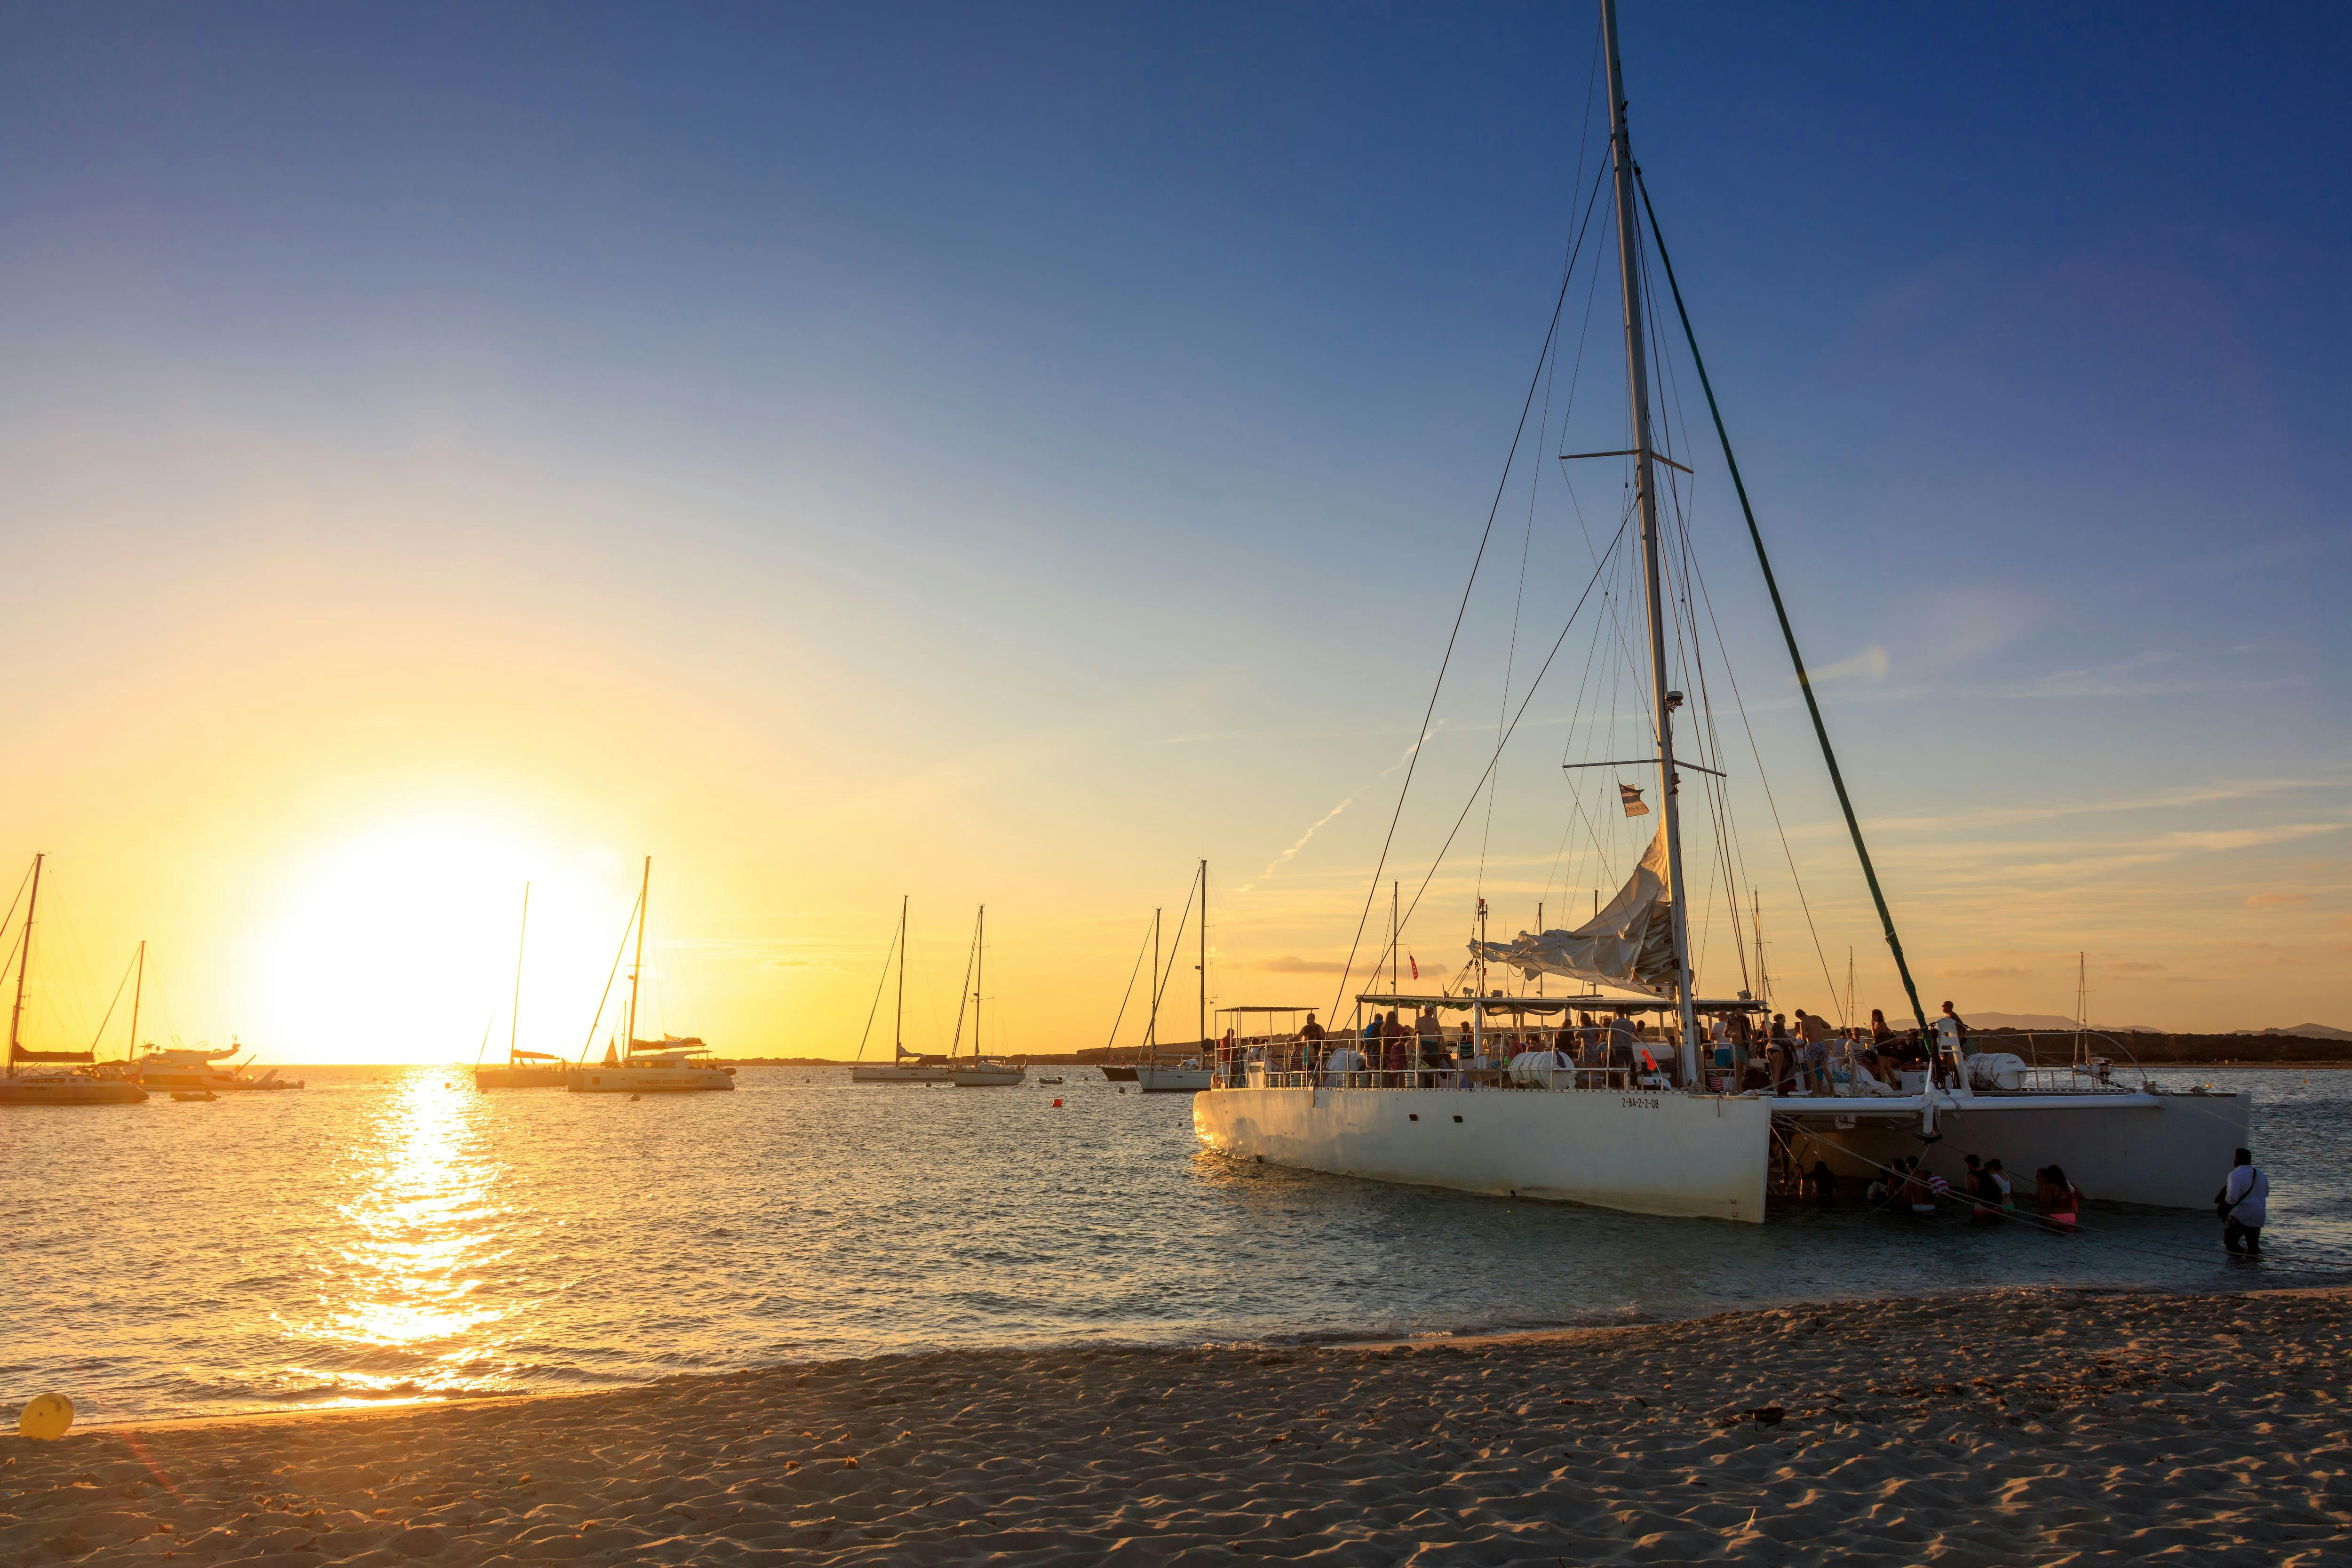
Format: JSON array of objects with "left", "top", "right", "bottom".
[
  {"left": 2037, "top": 1164, "right": 2082, "bottom": 1231},
  {"left": 2219, "top": 1147, "right": 2267, "bottom": 1256}
]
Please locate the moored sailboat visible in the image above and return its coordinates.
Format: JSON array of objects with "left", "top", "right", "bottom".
[
  {"left": 948, "top": 905, "right": 1025, "bottom": 1087},
  {"left": 849, "top": 896, "right": 955, "bottom": 1083},
  {"left": 0, "top": 855, "right": 149, "bottom": 1107},
  {"left": 565, "top": 857, "right": 735, "bottom": 1094},
  {"left": 475, "top": 883, "right": 566, "bottom": 1089}
]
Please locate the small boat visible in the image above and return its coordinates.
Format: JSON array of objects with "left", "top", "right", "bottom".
[
  {"left": 1135, "top": 1057, "right": 1214, "bottom": 1094},
  {"left": 475, "top": 883, "right": 567, "bottom": 1089},
  {"left": 170, "top": 1090, "right": 218, "bottom": 1103},
  {"left": 849, "top": 897, "right": 956, "bottom": 1083},
  {"left": 948, "top": 906, "right": 1025, "bottom": 1087},
  {"left": 564, "top": 858, "right": 736, "bottom": 1094},
  {"left": 1036, "top": 1075, "right": 1065, "bottom": 1085},
  {"left": 0, "top": 856, "right": 150, "bottom": 1107}
]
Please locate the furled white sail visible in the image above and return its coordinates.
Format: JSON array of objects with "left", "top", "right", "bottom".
[{"left": 1471, "top": 827, "right": 1677, "bottom": 997}]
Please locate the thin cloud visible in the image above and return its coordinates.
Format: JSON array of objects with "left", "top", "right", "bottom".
[
  {"left": 1811, "top": 644, "right": 1890, "bottom": 684},
  {"left": 1255, "top": 955, "right": 1351, "bottom": 975},
  {"left": 2244, "top": 892, "right": 2313, "bottom": 907},
  {"left": 1941, "top": 963, "right": 2030, "bottom": 980}
]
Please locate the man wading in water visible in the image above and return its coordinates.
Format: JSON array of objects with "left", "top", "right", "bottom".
[{"left": 2219, "top": 1147, "right": 2268, "bottom": 1257}]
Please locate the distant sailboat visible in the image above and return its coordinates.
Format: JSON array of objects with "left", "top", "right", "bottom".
[
  {"left": 1134, "top": 861, "right": 1213, "bottom": 1093},
  {"left": 949, "top": 905, "right": 1025, "bottom": 1088},
  {"left": 0, "top": 854, "right": 148, "bottom": 1106},
  {"left": 475, "top": 883, "right": 566, "bottom": 1089},
  {"left": 565, "top": 858, "right": 735, "bottom": 1093},
  {"left": 849, "top": 897, "right": 954, "bottom": 1083}
]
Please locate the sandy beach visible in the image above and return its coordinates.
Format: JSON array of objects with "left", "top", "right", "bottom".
[{"left": 6, "top": 1285, "right": 2345, "bottom": 1566}]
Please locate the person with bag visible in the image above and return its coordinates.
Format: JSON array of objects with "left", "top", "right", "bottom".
[{"left": 2216, "top": 1147, "right": 2268, "bottom": 1256}]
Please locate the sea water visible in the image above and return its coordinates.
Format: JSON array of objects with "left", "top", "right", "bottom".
[{"left": 4, "top": 1065, "right": 2345, "bottom": 1423}]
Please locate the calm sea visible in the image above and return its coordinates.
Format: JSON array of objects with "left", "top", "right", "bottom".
[{"left": 5, "top": 1066, "right": 2346, "bottom": 1423}]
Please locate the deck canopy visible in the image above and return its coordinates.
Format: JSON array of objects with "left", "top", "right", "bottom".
[{"left": 1356, "top": 992, "right": 1758, "bottom": 1017}]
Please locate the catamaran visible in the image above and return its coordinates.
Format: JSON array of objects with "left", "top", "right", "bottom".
[
  {"left": 565, "top": 857, "right": 735, "bottom": 1093},
  {"left": 849, "top": 896, "right": 956, "bottom": 1083},
  {"left": 1194, "top": 0, "right": 2245, "bottom": 1220},
  {"left": 0, "top": 854, "right": 149, "bottom": 1107}
]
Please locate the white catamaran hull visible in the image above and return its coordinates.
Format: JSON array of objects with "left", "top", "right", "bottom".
[
  {"left": 1194, "top": 1086, "right": 1772, "bottom": 1222},
  {"left": 1776, "top": 1090, "right": 2250, "bottom": 1210},
  {"left": 566, "top": 1066, "right": 735, "bottom": 1093}
]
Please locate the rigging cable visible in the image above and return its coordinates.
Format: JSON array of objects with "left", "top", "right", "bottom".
[
  {"left": 1325, "top": 159, "right": 1612, "bottom": 1023},
  {"left": 851, "top": 907, "right": 903, "bottom": 1062},
  {"left": 1637, "top": 165, "right": 1929, "bottom": 1033}
]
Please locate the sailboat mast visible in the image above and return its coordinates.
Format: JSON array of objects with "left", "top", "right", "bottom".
[
  {"left": 975, "top": 905, "right": 985, "bottom": 1062},
  {"left": 1149, "top": 907, "right": 1160, "bottom": 1058},
  {"left": 1601, "top": 0, "right": 1699, "bottom": 1072},
  {"left": 1198, "top": 860, "right": 1208, "bottom": 1051},
  {"left": 624, "top": 856, "right": 650, "bottom": 1056},
  {"left": 127, "top": 939, "right": 145, "bottom": 1064},
  {"left": 7, "top": 853, "right": 41, "bottom": 1078},
  {"left": 509, "top": 883, "right": 530, "bottom": 1063},
  {"left": 895, "top": 895, "right": 907, "bottom": 1055}
]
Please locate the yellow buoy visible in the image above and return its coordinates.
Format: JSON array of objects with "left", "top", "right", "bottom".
[{"left": 19, "top": 1393, "right": 74, "bottom": 1440}]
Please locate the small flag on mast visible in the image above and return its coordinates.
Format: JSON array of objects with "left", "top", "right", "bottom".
[
  {"left": 1620, "top": 783, "right": 1649, "bottom": 818},
  {"left": 1409, "top": 955, "right": 1419, "bottom": 980}
]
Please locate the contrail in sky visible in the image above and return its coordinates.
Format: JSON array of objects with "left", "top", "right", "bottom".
[{"left": 1240, "top": 725, "right": 1441, "bottom": 892}]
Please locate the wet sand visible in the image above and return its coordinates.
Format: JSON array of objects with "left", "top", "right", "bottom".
[{"left": 6, "top": 1285, "right": 2345, "bottom": 1565}]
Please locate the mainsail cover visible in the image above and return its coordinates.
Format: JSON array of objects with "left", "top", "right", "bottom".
[{"left": 1471, "top": 827, "right": 1678, "bottom": 997}]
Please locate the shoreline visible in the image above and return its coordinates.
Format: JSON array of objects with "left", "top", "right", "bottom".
[{"left": 9, "top": 1283, "right": 2345, "bottom": 1564}]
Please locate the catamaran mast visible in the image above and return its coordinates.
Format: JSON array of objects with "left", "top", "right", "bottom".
[
  {"left": 7, "top": 853, "right": 41, "bottom": 1078},
  {"left": 624, "top": 856, "right": 650, "bottom": 1055},
  {"left": 1601, "top": 0, "right": 1700, "bottom": 1079},
  {"left": 509, "top": 883, "right": 529, "bottom": 1063},
  {"left": 1198, "top": 861, "right": 1208, "bottom": 1052}
]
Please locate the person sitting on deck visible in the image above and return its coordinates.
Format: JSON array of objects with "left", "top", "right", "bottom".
[
  {"left": 2037, "top": 1164, "right": 2082, "bottom": 1231},
  {"left": 1868, "top": 1008, "right": 1893, "bottom": 1048}
]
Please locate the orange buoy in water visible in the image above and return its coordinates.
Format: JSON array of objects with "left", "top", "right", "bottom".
[
  {"left": 19, "top": 1393, "right": 73, "bottom": 1440},
  {"left": 1052, "top": 1098, "right": 1063, "bottom": 1107}
]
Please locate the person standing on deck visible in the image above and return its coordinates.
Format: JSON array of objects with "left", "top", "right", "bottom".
[
  {"left": 1935, "top": 1001, "right": 1969, "bottom": 1084},
  {"left": 2220, "top": 1148, "right": 2268, "bottom": 1257}
]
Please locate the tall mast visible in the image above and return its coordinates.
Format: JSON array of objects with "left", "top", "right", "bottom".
[
  {"left": 1602, "top": 0, "right": 1699, "bottom": 1077},
  {"left": 624, "top": 856, "right": 650, "bottom": 1055},
  {"left": 895, "top": 895, "right": 907, "bottom": 1056},
  {"left": 127, "top": 939, "right": 145, "bottom": 1064},
  {"left": 509, "top": 883, "right": 530, "bottom": 1063},
  {"left": 1198, "top": 860, "right": 1208, "bottom": 1050},
  {"left": 7, "top": 853, "right": 41, "bottom": 1077},
  {"left": 1149, "top": 907, "right": 1160, "bottom": 1057},
  {"left": 974, "top": 905, "right": 985, "bottom": 1062}
]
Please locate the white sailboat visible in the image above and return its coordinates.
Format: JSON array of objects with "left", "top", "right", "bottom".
[
  {"left": 1194, "top": 0, "right": 2244, "bottom": 1220},
  {"left": 949, "top": 905, "right": 1025, "bottom": 1087},
  {"left": 0, "top": 855, "right": 149, "bottom": 1107},
  {"left": 1135, "top": 860, "right": 1213, "bottom": 1093},
  {"left": 475, "top": 883, "right": 566, "bottom": 1089},
  {"left": 849, "top": 896, "right": 956, "bottom": 1083},
  {"left": 565, "top": 857, "right": 735, "bottom": 1093}
]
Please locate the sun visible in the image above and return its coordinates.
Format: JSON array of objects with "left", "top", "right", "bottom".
[{"left": 252, "top": 814, "right": 628, "bottom": 1065}]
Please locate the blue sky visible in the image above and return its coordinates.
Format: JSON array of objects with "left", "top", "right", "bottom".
[{"left": 2, "top": 2, "right": 2346, "bottom": 1053}]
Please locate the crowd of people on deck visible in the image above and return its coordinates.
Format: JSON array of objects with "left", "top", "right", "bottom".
[{"left": 1208, "top": 1001, "right": 2275, "bottom": 1256}]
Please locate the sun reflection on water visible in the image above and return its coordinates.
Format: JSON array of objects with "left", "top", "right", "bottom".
[{"left": 282, "top": 1068, "right": 520, "bottom": 1407}]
